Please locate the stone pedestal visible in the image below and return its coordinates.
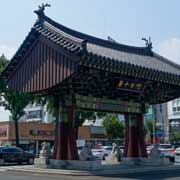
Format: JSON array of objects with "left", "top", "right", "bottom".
[
  {"left": 121, "top": 157, "right": 172, "bottom": 166},
  {"left": 48, "top": 159, "right": 68, "bottom": 169},
  {"left": 34, "top": 158, "right": 49, "bottom": 168},
  {"left": 67, "top": 160, "right": 102, "bottom": 171},
  {"left": 34, "top": 158, "right": 102, "bottom": 171}
]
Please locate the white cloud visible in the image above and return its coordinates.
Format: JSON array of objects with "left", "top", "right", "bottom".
[
  {"left": 0, "top": 45, "right": 16, "bottom": 59},
  {"left": 0, "top": 107, "right": 10, "bottom": 122},
  {"left": 157, "top": 38, "right": 180, "bottom": 65},
  {"left": 0, "top": 45, "right": 15, "bottom": 122}
]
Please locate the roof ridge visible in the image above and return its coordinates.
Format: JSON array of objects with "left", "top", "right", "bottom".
[{"left": 42, "top": 15, "right": 152, "bottom": 56}]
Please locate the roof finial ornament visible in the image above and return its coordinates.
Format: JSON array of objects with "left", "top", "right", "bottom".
[
  {"left": 108, "top": 36, "right": 117, "bottom": 44},
  {"left": 142, "top": 36, "right": 152, "bottom": 50},
  {"left": 34, "top": 3, "right": 51, "bottom": 17}
]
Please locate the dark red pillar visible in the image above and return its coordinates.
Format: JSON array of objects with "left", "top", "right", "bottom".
[
  {"left": 67, "top": 106, "right": 78, "bottom": 160},
  {"left": 53, "top": 100, "right": 78, "bottom": 160},
  {"left": 124, "top": 113, "right": 147, "bottom": 158}
]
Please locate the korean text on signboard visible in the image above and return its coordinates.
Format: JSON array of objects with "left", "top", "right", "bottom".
[
  {"left": 117, "top": 78, "right": 145, "bottom": 93},
  {"left": 29, "top": 130, "right": 53, "bottom": 136}
]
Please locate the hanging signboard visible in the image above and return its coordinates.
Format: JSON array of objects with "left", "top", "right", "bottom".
[{"left": 117, "top": 78, "right": 145, "bottom": 93}]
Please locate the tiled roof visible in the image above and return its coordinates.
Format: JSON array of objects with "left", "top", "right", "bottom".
[
  {"left": 39, "top": 15, "right": 180, "bottom": 76},
  {"left": 34, "top": 21, "right": 83, "bottom": 53},
  {"left": 2, "top": 13, "right": 180, "bottom": 85},
  {"left": 86, "top": 43, "right": 180, "bottom": 75}
]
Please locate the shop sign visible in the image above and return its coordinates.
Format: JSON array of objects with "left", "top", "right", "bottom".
[
  {"left": 0, "top": 128, "right": 7, "bottom": 137},
  {"left": 117, "top": 78, "right": 145, "bottom": 93},
  {"left": 30, "top": 130, "right": 53, "bottom": 136}
]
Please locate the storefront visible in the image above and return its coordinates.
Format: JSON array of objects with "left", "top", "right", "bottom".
[
  {"left": 0, "top": 121, "right": 55, "bottom": 155},
  {"left": 0, "top": 122, "right": 109, "bottom": 153}
]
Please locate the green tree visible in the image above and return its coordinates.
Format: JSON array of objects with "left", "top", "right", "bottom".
[
  {"left": 0, "top": 54, "right": 9, "bottom": 73},
  {"left": 145, "top": 120, "right": 160, "bottom": 136},
  {"left": 103, "top": 114, "right": 124, "bottom": 139},
  {"left": 1, "top": 90, "right": 34, "bottom": 147},
  {"left": 170, "top": 132, "right": 180, "bottom": 143},
  {"left": 0, "top": 54, "right": 34, "bottom": 147},
  {"left": 0, "top": 54, "right": 9, "bottom": 96}
]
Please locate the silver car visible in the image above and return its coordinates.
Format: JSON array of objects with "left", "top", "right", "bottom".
[
  {"left": 92, "top": 146, "right": 112, "bottom": 160},
  {"left": 158, "top": 144, "right": 175, "bottom": 162},
  {"left": 175, "top": 146, "right": 180, "bottom": 156}
]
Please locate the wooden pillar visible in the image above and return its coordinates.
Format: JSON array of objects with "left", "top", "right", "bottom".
[
  {"left": 52, "top": 97, "right": 78, "bottom": 160},
  {"left": 67, "top": 106, "right": 78, "bottom": 160},
  {"left": 124, "top": 113, "right": 147, "bottom": 157}
]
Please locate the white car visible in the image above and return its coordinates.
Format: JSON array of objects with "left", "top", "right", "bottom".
[
  {"left": 119, "top": 146, "right": 124, "bottom": 155},
  {"left": 92, "top": 146, "right": 112, "bottom": 160},
  {"left": 175, "top": 147, "right": 180, "bottom": 156},
  {"left": 158, "top": 144, "right": 175, "bottom": 162},
  {"left": 146, "top": 145, "right": 154, "bottom": 154}
]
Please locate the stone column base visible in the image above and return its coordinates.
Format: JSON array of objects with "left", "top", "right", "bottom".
[
  {"left": 66, "top": 160, "right": 102, "bottom": 171},
  {"left": 34, "top": 158, "right": 49, "bottom": 168},
  {"left": 34, "top": 158, "right": 102, "bottom": 171},
  {"left": 121, "top": 157, "right": 172, "bottom": 166}
]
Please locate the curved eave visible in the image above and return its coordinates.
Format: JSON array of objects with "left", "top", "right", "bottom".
[{"left": 1, "top": 28, "right": 39, "bottom": 79}]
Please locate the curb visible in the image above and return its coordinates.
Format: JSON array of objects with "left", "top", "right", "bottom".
[{"left": 4, "top": 165, "right": 180, "bottom": 176}]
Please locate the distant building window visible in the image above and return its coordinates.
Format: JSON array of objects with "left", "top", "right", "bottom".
[
  {"left": 26, "top": 110, "right": 42, "bottom": 119},
  {"left": 173, "top": 107, "right": 177, "bottom": 112},
  {"left": 178, "top": 106, "right": 180, "bottom": 112},
  {"left": 173, "top": 100, "right": 177, "bottom": 107}
]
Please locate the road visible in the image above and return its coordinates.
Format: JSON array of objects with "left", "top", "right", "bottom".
[
  {"left": 1, "top": 169, "right": 180, "bottom": 180},
  {"left": 0, "top": 155, "right": 180, "bottom": 180}
]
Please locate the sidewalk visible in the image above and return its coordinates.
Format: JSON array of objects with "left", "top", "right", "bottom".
[{"left": 1, "top": 164, "right": 180, "bottom": 176}]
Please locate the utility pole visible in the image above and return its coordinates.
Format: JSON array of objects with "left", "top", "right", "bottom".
[
  {"left": 153, "top": 119, "right": 156, "bottom": 144},
  {"left": 152, "top": 106, "right": 156, "bottom": 144}
]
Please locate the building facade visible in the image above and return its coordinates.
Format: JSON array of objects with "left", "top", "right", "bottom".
[
  {"left": 144, "top": 104, "right": 168, "bottom": 142},
  {"left": 154, "top": 103, "right": 168, "bottom": 141},
  {"left": 0, "top": 121, "right": 55, "bottom": 155},
  {"left": 168, "top": 98, "right": 180, "bottom": 136},
  {"left": 23, "top": 103, "right": 54, "bottom": 123}
]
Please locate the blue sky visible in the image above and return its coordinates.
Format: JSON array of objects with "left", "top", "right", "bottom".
[{"left": 0, "top": 0, "right": 180, "bottom": 64}]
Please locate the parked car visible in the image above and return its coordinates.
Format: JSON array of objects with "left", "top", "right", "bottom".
[
  {"left": 92, "top": 146, "right": 112, "bottom": 160},
  {"left": 119, "top": 145, "right": 124, "bottom": 154},
  {"left": 0, "top": 146, "right": 35, "bottom": 165},
  {"left": 77, "top": 146, "right": 83, "bottom": 156},
  {"left": 146, "top": 145, "right": 154, "bottom": 154},
  {"left": 158, "top": 144, "right": 175, "bottom": 162},
  {"left": 175, "top": 147, "right": 180, "bottom": 156}
]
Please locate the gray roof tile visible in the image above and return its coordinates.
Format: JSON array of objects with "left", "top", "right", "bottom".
[{"left": 87, "top": 43, "right": 180, "bottom": 75}]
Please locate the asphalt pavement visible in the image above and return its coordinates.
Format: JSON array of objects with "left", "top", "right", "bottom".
[
  {"left": 1, "top": 169, "right": 180, "bottom": 180},
  {"left": 1, "top": 155, "right": 180, "bottom": 179}
]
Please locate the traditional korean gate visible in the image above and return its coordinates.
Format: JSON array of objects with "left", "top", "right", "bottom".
[{"left": 2, "top": 5, "right": 180, "bottom": 160}]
